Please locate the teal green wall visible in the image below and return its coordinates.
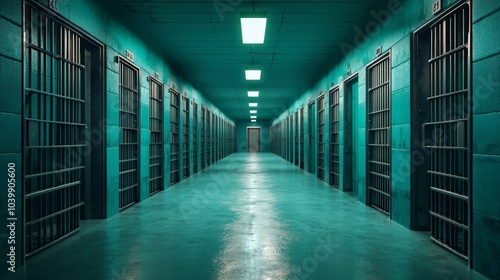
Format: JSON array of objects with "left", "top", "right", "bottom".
[
  {"left": 0, "top": 0, "right": 23, "bottom": 273},
  {"left": 471, "top": 1, "right": 500, "bottom": 277},
  {"left": 236, "top": 121, "right": 271, "bottom": 153}
]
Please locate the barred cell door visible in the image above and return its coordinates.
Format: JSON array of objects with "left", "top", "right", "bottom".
[
  {"left": 201, "top": 107, "right": 206, "bottom": 170},
  {"left": 206, "top": 110, "right": 212, "bottom": 167},
  {"left": 170, "top": 89, "right": 180, "bottom": 185},
  {"left": 413, "top": 2, "right": 471, "bottom": 261},
  {"left": 295, "top": 111, "right": 299, "bottom": 166},
  {"left": 317, "top": 95, "right": 326, "bottom": 181},
  {"left": 289, "top": 116, "right": 293, "bottom": 162},
  {"left": 182, "top": 97, "right": 190, "bottom": 178},
  {"left": 367, "top": 53, "right": 392, "bottom": 215},
  {"left": 300, "top": 107, "right": 305, "bottom": 169},
  {"left": 118, "top": 58, "right": 140, "bottom": 211},
  {"left": 149, "top": 76, "right": 163, "bottom": 195},
  {"left": 330, "top": 87, "right": 340, "bottom": 188},
  {"left": 24, "top": 2, "right": 105, "bottom": 257},
  {"left": 308, "top": 101, "right": 316, "bottom": 173},
  {"left": 193, "top": 102, "right": 198, "bottom": 174},
  {"left": 212, "top": 113, "right": 216, "bottom": 163}
]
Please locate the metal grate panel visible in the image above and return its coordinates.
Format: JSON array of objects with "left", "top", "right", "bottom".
[
  {"left": 149, "top": 76, "right": 163, "bottom": 195},
  {"left": 300, "top": 107, "right": 305, "bottom": 169},
  {"left": 201, "top": 106, "right": 206, "bottom": 169},
  {"left": 170, "top": 89, "right": 180, "bottom": 185},
  {"left": 192, "top": 102, "right": 198, "bottom": 174},
  {"left": 24, "top": 3, "right": 87, "bottom": 257},
  {"left": 308, "top": 101, "right": 315, "bottom": 173},
  {"left": 367, "top": 53, "right": 392, "bottom": 215},
  {"left": 289, "top": 116, "right": 293, "bottom": 162},
  {"left": 318, "top": 96, "right": 325, "bottom": 181},
  {"left": 182, "top": 97, "right": 189, "bottom": 178},
  {"left": 118, "top": 58, "right": 140, "bottom": 211},
  {"left": 206, "top": 110, "right": 212, "bottom": 166},
  {"left": 330, "top": 87, "right": 340, "bottom": 188},
  {"left": 426, "top": 3, "right": 471, "bottom": 260},
  {"left": 295, "top": 111, "right": 299, "bottom": 166}
]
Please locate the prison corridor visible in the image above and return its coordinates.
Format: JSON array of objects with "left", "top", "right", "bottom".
[{"left": 6, "top": 153, "right": 485, "bottom": 280}]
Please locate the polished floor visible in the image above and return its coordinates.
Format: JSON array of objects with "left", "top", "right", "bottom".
[{"left": 7, "top": 153, "right": 487, "bottom": 280}]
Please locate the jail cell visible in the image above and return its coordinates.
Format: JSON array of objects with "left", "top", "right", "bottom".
[
  {"left": 206, "top": 110, "right": 212, "bottom": 166},
  {"left": 367, "top": 53, "right": 392, "bottom": 215},
  {"left": 308, "top": 101, "right": 316, "bottom": 173},
  {"left": 212, "top": 114, "right": 216, "bottom": 163},
  {"left": 300, "top": 107, "right": 305, "bottom": 170},
  {"left": 170, "top": 89, "right": 180, "bottom": 185},
  {"left": 24, "top": 4, "right": 89, "bottom": 257},
  {"left": 182, "top": 97, "right": 190, "bottom": 178},
  {"left": 192, "top": 102, "right": 198, "bottom": 174},
  {"left": 425, "top": 4, "right": 471, "bottom": 260},
  {"left": 216, "top": 116, "right": 220, "bottom": 161},
  {"left": 200, "top": 106, "right": 206, "bottom": 170},
  {"left": 317, "top": 95, "right": 325, "bottom": 181},
  {"left": 295, "top": 111, "right": 299, "bottom": 166},
  {"left": 289, "top": 116, "right": 293, "bottom": 162},
  {"left": 281, "top": 121, "right": 286, "bottom": 159},
  {"left": 329, "top": 87, "right": 340, "bottom": 188},
  {"left": 118, "top": 58, "right": 140, "bottom": 211},
  {"left": 149, "top": 76, "right": 164, "bottom": 195}
]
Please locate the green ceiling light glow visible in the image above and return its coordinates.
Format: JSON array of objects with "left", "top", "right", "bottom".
[
  {"left": 250, "top": 110, "right": 257, "bottom": 114},
  {"left": 251, "top": 120, "right": 257, "bottom": 123},
  {"left": 248, "top": 91, "right": 259, "bottom": 97},
  {"left": 251, "top": 116, "right": 257, "bottom": 119},
  {"left": 249, "top": 103, "right": 258, "bottom": 107},
  {"left": 245, "top": 70, "right": 261, "bottom": 80},
  {"left": 241, "top": 12, "right": 267, "bottom": 44}
]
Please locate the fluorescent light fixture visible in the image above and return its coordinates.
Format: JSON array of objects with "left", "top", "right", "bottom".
[
  {"left": 251, "top": 120, "right": 257, "bottom": 123},
  {"left": 249, "top": 103, "right": 258, "bottom": 107},
  {"left": 250, "top": 110, "right": 257, "bottom": 114},
  {"left": 245, "top": 70, "right": 261, "bottom": 80},
  {"left": 251, "top": 116, "right": 257, "bottom": 119},
  {"left": 241, "top": 12, "right": 267, "bottom": 44},
  {"left": 248, "top": 91, "right": 259, "bottom": 97}
]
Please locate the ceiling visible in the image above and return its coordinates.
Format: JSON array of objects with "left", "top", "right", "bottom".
[{"left": 114, "top": 0, "right": 387, "bottom": 121}]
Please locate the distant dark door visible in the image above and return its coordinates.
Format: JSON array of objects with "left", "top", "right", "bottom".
[{"left": 247, "top": 127, "right": 261, "bottom": 152}]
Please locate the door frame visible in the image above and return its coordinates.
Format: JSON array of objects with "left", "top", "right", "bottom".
[{"left": 247, "top": 126, "right": 261, "bottom": 152}]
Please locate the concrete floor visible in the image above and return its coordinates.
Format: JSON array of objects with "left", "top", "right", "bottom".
[{"left": 6, "top": 153, "right": 487, "bottom": 280}]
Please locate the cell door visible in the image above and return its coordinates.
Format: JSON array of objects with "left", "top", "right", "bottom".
[
  {"left": 193, "top": 102, "right": 198, "bottom": 174},
  {"left": 295, "top": 111, "right": 299, "bottom": 166},
  {"left": 182, "top": 97, "right": 189, "bottom": 178},
  {"left": 300, "top": 107, "right": 305, "bottom": 169},
  {"left": 24, "top": 2, "right": 105, "bottom": 257},
  {"left": 248, "top": 127, "right": 261, "bottom": 152},
  {"left": 118, "top": 58, "right": 140, "bottom": 211},
  {"left": 200, "top": 106, "right": 206, "bottom": 170},
  {"left": 149, "top": 76, "right": 164, "bottom": 196},
  {"left": 330, "top": 87, "right": 340, "bottom": 188},
  {"left": 367, "top": 53, "right": 392, "bottom": 215},
  {"left": 289, "top": 116, "right": 293, "bottom": 162},
  {"left": 343, "top": 75, "right": 358, "bottom": 192},
  {"left": 318, "top": 95, "right": 326, "bottom": 181},
  {"left": 413, "top": 2, "right": 471, "bottom": 261},
  {"left": 211, "top": 113, "right": 215, "bottom": 164},
  {"left": 206, "top": 110, "right": 211, "bottom": 167},
  {"left": 170, "top": 89, "right": 180, "bottom": 185},
  {"left": 308, "top": 101, "right": 316, "bottom": 173}
]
